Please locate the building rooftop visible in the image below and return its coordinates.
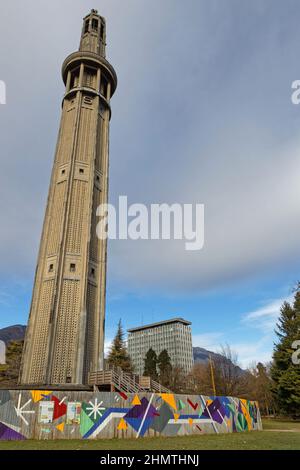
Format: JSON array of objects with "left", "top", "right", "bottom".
[{"left": 127, "top": 317, "right": 191, "bottom": 333}]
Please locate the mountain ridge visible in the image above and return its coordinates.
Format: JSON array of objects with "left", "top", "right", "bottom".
[
  {"left": 0, "top": 324, "right": 26, "bottom": 344},
  {"left": 0, "top": 325, "right": 245, "bottom": 373},
  {"left": 193, "top": 346, "right": 245, "bottom": 374}
]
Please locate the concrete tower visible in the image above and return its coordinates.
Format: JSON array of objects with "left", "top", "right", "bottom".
[{"left": 20, "top": 10, "right": 117, "bottom": 385}]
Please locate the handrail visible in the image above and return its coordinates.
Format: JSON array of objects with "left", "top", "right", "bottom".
[
  {"left": 88, "top": 369, "right": 173, "bottom": 394},
  {"left": 150, "top": 379, "right": 172, "bottom": 394},
  {"left": 111, "top": 370, "right": 145, "bottom": 393}
]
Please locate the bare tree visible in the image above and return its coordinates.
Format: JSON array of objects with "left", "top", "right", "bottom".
[
  {"left": 212, "top": 344, "right": 242, "bottom": 396},
  {"left": 190, "top": 362, "right": 216, "bottom": 395},
  {"left": 189, "top": 344, "right": 274, "bottom": 402},
  {"left": 169, "top": 366, "right": 189, "bottom": 394},
  {"left": 248, "top": 362, "right": 276, "bottom": 415}
]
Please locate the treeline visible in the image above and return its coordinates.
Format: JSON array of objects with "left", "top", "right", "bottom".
[
  {"left": 1, "top": 283, "right": 299, "bottom": 420},
  {"left": 109, "top": 284, "right": 300, "bottom": 418}
]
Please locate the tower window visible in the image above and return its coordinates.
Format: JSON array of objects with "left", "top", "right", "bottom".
[
  {"left": 61, "top": 169, "right": 65, "bottom": 175},
  {"left": 90, "top": 268, "right": 95, "bottom": 277},
  {"left": 100, "top": 76, "right": 108, "bottom": 98},
  {"left": 70, "top": 263, "right": 76, "bottom": 272},
  {"left": 49, "top": 264, "right": 54, "bottom": 273},
  {"left": 92, "top": 19, "right": 99, "bottom": 31},
  {"left": 100, "top": 23, "right": 104, "bottom": 39},
  {"left": 79, "top": 168, "right": 84, "bottom": 174},
  {"left": 84, "top": 20, "right": 89, "bottom": 34},
  {"left": 83, "top": 67, "right": 97, "bottom": 89},
  {"left": 70, "top": 68, "right": 80, "bottom": 89}
]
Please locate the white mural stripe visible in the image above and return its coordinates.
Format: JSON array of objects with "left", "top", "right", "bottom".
[
  {"left": 199, "top": 395, "right": 218, "bottom": 434},
  {"left": 169, "top": 418, "right": 213, "bottom": 424},
  {"left": 89, "top": 412, "right": 125, "bottom": 439},
  {"left": 136, "top": 393, "right": 154, "bottom": 439}
]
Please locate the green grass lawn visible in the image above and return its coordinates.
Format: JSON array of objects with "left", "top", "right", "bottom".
[
  {"left": 261, "top": 418, "right": 300, "bottom": 431},
  {"left": 0, "top": 420, "right": 299, "bottom": 450}
]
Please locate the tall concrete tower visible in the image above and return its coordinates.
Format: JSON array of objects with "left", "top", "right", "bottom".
[{"left": 20, "top": 10, "right": 117, "bottom": 385}]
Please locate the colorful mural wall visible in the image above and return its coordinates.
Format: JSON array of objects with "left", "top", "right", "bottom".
[{"left": 0, "top": 390, "right": 262, "bottom": 440}]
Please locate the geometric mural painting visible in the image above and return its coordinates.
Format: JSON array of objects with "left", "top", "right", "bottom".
[
  {"left": 0, "top": 390, "right": 262, "bottom": 440},
  {"left": 0, "top": 422, "right": 26, "bottom": 441}
]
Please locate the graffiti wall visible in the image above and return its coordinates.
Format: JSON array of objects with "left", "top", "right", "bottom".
[{"left": 0, "top": 390, "right": 262, "bottom": 440}]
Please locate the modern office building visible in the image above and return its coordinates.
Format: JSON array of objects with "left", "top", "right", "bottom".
[
  {"left": 20, "top": 10, "right": 117, "bottom": 385},
  {"left": 127, "top": 318, "right": 194, "bottom": 376}
]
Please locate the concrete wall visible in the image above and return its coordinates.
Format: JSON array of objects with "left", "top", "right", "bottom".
[{"left": 0, "top": 389, "right": 262, "bottom": 440}]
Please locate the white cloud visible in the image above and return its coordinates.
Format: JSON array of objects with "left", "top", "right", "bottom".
[
  {"left": 243, "top": 294, "right": 294, "bottom": 333},
  {"left": 0, "top": 1, "right": 300, "bottom": 296},
  {"left": 228, "top": 337, "right": 273, "bottom": 368},
  {"left": 193, "top": 332, "right": 224, "bottom": 351},
  {"left": 104, "top": 338, "right": 112, "bottom": 357},
  {"left": 192, "top": 292, "right": 295, "bottom": 366}
]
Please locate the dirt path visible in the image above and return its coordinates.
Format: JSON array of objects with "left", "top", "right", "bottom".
[{"left": 265, "top": 429, "right": 300, "bottom": 433}]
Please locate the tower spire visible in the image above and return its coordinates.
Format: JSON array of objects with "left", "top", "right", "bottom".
[{"left": 80, "top": 9, "right": 106, "bottom": 57}]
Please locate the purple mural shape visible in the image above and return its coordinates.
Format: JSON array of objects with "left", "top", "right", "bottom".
[
  {"left": 0, "top": 423, "right": 25, "bottom": 441},
  {"left": 124, "top": 397, "right": 157, "bottom": 436},
  {"left": 220, "top": 397, "right": 233, "bottom": 418},
  {"left": 200, "top": 398, "right": 227, "bottom": 424}
]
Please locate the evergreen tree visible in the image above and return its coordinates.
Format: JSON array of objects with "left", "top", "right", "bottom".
[
  {"left": 157, "top": 349, "right": 172, "bottom": 387},
  {"left": 107, "top": 320, "right": 132, "bottom": 372},
  {"left": 271, "top": 286, "right": 300, "bottom": 417},
  {"left": 143, "top": 348, "right": 158, "bottom": 380}
]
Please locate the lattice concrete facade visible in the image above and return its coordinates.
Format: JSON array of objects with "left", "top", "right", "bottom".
[{"left": 20, "top": 10, "right": 117, "bottom": 385}]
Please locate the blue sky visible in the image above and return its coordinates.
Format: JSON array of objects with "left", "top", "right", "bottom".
[{"left": 1, "top": 0, "right": 300, "bottom": 367}]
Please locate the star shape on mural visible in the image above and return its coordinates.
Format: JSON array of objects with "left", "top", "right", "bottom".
[
  {"left": 14, "top": 393, "right": 35, "bottom": 426},
  {"left": 86, "top": 398, "right": 105, "bottom": 420}
]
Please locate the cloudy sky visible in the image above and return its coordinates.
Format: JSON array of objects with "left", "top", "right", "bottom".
[{"left": 0, "top": 0, "right": 300, "bottom": 367}]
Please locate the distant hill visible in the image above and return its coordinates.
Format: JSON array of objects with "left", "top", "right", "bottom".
[
  {"left": 193, "top": 346, "right": 245, "bottom": 375},
  {"left": 0, "top": 325, "right": 26, "bottom": 344},
  {"left": 0, "top": 326, "right": 245, "bottom": 375}
]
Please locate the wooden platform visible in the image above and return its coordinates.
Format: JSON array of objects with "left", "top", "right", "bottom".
[{"left": 88, "top": 369, "right": 172, "bottom": 393}]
